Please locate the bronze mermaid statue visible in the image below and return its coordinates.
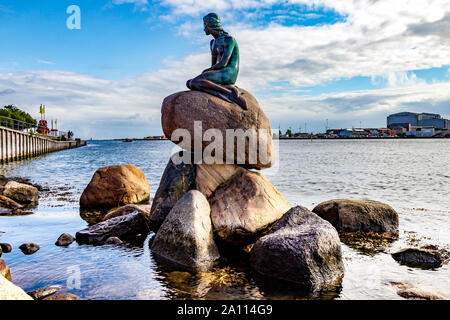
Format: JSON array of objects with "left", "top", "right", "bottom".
[{"left": 186, "top": 13, "right": 247, "bottom": 110}]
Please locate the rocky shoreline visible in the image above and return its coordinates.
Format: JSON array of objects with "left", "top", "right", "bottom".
[{"left": 1, "top": 91, "right": 449, "bottom": 300}]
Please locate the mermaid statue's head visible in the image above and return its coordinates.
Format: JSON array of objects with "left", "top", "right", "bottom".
[{"left": 203, "top": 13, "right": 227, "bottom": 36}]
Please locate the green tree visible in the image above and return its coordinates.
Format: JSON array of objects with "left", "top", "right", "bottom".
[
  {"left": 0, "top": 105, "right": 37, "bottom": 129},
  {"left": 285, "top": 129, "right": 293, "bottom": 137}
]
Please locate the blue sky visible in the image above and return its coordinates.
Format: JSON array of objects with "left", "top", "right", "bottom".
[{"left": 1, "top": 0, "right": 450, "bottom": 139}]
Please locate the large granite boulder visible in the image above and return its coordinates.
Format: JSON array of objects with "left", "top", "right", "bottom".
[
  {"left": 151, "top": 190, "right": 220, "bottom": 271},
  {"left": 76, "top": 211, "right": 149, "bottom": 245},
  {"left": 80, "top": 165, "right": 150, "bottom": 211},
  {"left": 149, "top": 153, "right": 196, "bottom": 232},
  {"left": 209, "top": 169, "right": 290, "bottom": 246},
  {"left": 312, "top": 199, "right": 399, "bottom": 236},
  {"left": 0, "top": 275, "right": 33, "bottom": 300},
  {"left": 196, "top": 163, "right": 244, "bottom": 198},
  {"left": 161, "top": 90, "right": 274, "bottom": 170},
  {"left": 250, "top": 206, "right": 345, "bottom": 290},
  {"left": 1, "top": 181, "right": 38, "bottom": 204}
]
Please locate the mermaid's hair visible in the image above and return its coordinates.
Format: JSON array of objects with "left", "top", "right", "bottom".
[{"left": 203, "top": 13, "right": 228, "bottom": 35}]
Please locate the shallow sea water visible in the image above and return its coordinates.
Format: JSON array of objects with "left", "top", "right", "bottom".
[{"left": 0, "top": 139, "right": 449, "bottom": 300}]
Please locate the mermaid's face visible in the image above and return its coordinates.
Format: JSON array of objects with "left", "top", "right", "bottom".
[{"left": 204, "top": 22, "right": 211, "bottom": 35}]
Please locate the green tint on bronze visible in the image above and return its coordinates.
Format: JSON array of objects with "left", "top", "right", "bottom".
[{"left": 186, "top": 13, "right": 247, "bottom": 110}]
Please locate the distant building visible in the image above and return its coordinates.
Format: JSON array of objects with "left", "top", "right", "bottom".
[{"left": 387, "top": 112, "right": 449, "bottom": 130}]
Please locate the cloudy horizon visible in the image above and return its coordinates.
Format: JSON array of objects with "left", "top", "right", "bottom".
[{"left": 1, "top": 0, "right": 449, "bottom": 139}]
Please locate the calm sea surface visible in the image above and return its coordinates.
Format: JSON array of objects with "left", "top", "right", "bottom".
[{"left": 0, "top": 139, "right": 449, "bottom": 300}]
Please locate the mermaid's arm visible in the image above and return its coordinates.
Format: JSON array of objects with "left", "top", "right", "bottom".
[{"left": 209, "top": 38, "right": 235, "bottom": 70}]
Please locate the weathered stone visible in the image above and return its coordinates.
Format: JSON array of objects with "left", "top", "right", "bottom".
[
  {"left": 209, "top": 169, "right": 290, "bottom": 245},
  {"left": 55, "top": 233, "right": 75, "bottom": 247},
  {"left": 105, "top": 236, "right": 123, "bottom": 245},
  {"left": 0, "top": 259, "right": 11, "bottom": 281},
  {"left": 196, "top": 163, "right": 243, "bottom": 198},
  {"left": 250, "top": 206, "right": 345, "bottom": 290},
  {"left": 149, "top": 153, "right": 196, "bottom": 232},
  {"left": 391, "top": 282, "right": 450, "bottom": 300},
  {"left": 392, "top": 248, "right": 448, "bottom": 269},
  {"left": 27, "top": 285, "right": 62, "bottom": 300},
  {"left": 0, "top": 243, "right": 12, "bottom": 253},
  {"left": 0, "top": 195, "right": 23, "bottom": 209},
  {"left": 104, "top": 204, "right": 151, "bottom": 221},
  {"left": 80, "top": 165, "right": 150, "bottom": 211},
  {"left": 19, "top": 242, "right": 40, "bottom": 255},
  {"left": 44, "top": 293, "right": 80, "bottom": 300},
  {"left": 2, "top": 181, "right": 39, "bottom": 204},
  {"left": 0, "top": 275, "right": 33, "bottom": 300},
  {"left": 76, "top": 211, "right": 149, "bottom": 245},
  {"left": 161, "top": 90, "right": 275, "bottom": 170},
  {"left": 151, "top": 190, "right": 220, "bottom": 271},
  {"left": 312, "top": 199, "right": 399, "bottom": 236}
]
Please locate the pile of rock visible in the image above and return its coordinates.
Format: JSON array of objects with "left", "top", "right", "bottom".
[
  {"left": 0, "top": 176, "right": 39, "bottom": 215},
  {"left": 149, "top": 90, "right": 345, "bottom": 290},
  {"left": 76, "top": 164, "right": 151, "bottom": 245}
]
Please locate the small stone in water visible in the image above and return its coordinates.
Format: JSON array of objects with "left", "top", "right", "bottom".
[
  {"left": 44, "top": 293, "right": 80, "bottom": 300},
  {"left": 27, "top": 285, "right": 62, "bottom": 300},
  {"left": 19, "top": 243, "right": 40, "bottom": 255},
  {"left": 0, "top": 243, "right": 12, "bottom": 253},
  {"left": 55, "top": 233, "right": 75, "bottom": 247}
]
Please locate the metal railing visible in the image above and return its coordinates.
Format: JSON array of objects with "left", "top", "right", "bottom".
[{"left": 0, "top": 116, "right": 69, "bottom": 140}]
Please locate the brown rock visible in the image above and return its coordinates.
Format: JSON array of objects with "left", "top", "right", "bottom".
[
  {"left": 209, "top": 169, "right": 290, "bottom": 245},
  {"left": 27, "top": 285, "right": 62, "bottom": 300},
  {"left": 0, "top": 259, "right": 11, "bottom": 281},
  {"left": 151, "top": 190, "right": 220, "bottom": 271},
  {"left": 80, "top": 165, "right": 150, "bottom": 211},
  {"left": 0, "top": 195, "right": 23, "bottom": 209},
  {"left": 196, "top": 163, "right": 244, "bottom": 198},
  {"left": 44, "top": 293, "right": 80, "bottom": 300},
  {"left": 312, "top": 199, "right": 399, "bottom": 236},
  {"left": 104, "top": 204, "right": 151, "bottom": 221},
  {"left": 149, "top": 153, "right": 196, "bottom": 232},
  {"left": 55, "top": 233, "right": 75, "bottom": 247},
  {"left": 391, "top": 282, "right": 450, "bottom": 300},
  {"left": 0, "top": 275, "right": 33, "bottom": 300},
  {"left": 2, "top": 181, "right": 38, "bottom": 204},
  {"left": 19, "top": 242, "right": 40, "bottom": 255},
  {"left": 161, "top": 90, "right": 274, "bottom": 170},
  {"left": 0, "top": 243, "right": 12, "bottom": 253}
]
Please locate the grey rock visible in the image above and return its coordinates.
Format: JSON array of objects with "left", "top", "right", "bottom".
[
  {"left": 76, "top": 211, "right": 149, "bottom": 245},
  {"left": 312, "top": 199, "right": 399, "bottom": 236},
  {"left": 151, "top": 190, "right": 220, "bottom": 271},
  {"left": 250, "top": 206, "right": 345, "bottom": 290},
  {"left": 19, "top": 243, "right": 40, "bottom": 255},
  {"left": 392, "top": 247, "right": 449, "bottom": 269},
  {"left": 149, "top": 152, "right": 196, "bottom": 232},
  {"left": 55, "top": 233, "right": 75, "bottom": 247}
]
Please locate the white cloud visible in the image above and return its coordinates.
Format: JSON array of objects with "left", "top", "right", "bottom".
[
  {"left": 2, "top": 0, "right": 450, "bottom": 137},
  {"left": 36, "top": 59, "right": 55, "bottom": 65}
]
